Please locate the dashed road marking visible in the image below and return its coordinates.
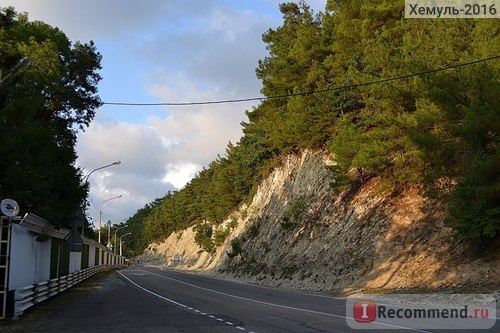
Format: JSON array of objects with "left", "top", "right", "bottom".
[{"left": 118, "top": 271, "right": 253, "bottom": 332}]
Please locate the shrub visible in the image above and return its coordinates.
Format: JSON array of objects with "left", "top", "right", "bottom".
[
  {"left": 194, "top": 223, "right": 215, "bottom": 253},
  {"left": 227, "top": 238, "right": 243, "bottom": 258},
  {"left": 280, "top": 195, "right": 308, "bottom": 229},
  {"left": 214, "top": 227, "right": 231, "bottom": 247}
]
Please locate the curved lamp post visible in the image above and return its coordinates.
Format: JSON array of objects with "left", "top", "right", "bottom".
[
  {"left": 114, "top": 224, "right": 128, "bottom": 254},
  {"left": 98, "top": 195, "right": 122, "bottom": 243},
  {"left": 120, "top": 232, "right": 132, "bottom": 256},
  {"left": 84, "top": 161, "right": 121, "bottom": 184},
  {"left": 82, "top": 161, "right": 121, "bottom": 237}
]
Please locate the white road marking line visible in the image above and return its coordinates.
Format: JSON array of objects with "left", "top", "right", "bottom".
[
  {"left": 138, "top": 268, "right": 433, "bottom": 333},
  {"left": 236, "top": 326, "right": 246, "bottom": 331},
  {"left": 118, "top": 271, "right": 187, "bottom": 308},
  {"left": 209, "top": 315, "right": 216, "bottom": 319},
  {"left": 142, "top": 269, "right": 340, "bottom": 316},
  {"left": 119, "top": 271, "right": 255, "bottom": 332}
]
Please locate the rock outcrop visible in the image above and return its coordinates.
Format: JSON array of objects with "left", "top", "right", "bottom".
[{"left": 139, "top": 150, "right": 499, "bottom": 294}]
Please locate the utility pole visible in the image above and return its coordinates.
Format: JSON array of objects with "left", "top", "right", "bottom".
[{"left": 106, "top": 221, "right": 113, "bottom": 252}]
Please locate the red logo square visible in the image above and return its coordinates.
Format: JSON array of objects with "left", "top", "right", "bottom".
[{"left": 353, "top": 301, "right": 376, "bottom": 323}]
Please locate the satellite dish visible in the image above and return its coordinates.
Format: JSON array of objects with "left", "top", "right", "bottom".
[{"left": 1, "top": 198, "right": 20, "bottom": 217}]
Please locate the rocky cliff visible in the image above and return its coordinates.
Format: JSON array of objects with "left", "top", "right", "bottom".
[{"left": 140, "top": 150, "right": 499, "bottom": 294}]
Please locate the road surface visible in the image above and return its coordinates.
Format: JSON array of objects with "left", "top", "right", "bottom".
[{"left": 1, "top": 266, "right": 498, "bottom": 332}]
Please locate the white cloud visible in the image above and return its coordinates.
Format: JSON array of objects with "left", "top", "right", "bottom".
[
  {"left": 76, "top": 118, "right": 173, "bottom": 221},
  {"left": 6, "top": 0, "right": 213, "bottom": 41},
  {"left": 76, "top": 99, "right": 250, "bottom": 224},
  {"left": 139, "top": 5, "right": 270, "bottom": 97},
  {"left": 77, "top": 120, "right": 168, "bottom": 177},
  {"left": 162, "top": 163, "right": 200, "bottom": 189},
  {"left": 146, "top": 71, "right": 253, "bottom": 164}
]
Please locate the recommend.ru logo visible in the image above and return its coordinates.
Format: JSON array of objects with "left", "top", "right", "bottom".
[{"left": 346, "top": 294, "right": 497, "bottom": 330}]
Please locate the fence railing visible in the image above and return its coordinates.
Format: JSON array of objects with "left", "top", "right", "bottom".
[{"left": 13, "top": 265, "right": 116, "bottom": 317}]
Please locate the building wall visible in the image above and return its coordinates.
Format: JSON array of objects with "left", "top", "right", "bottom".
[
  {"left": 69, "top": 252, "right": 82, "bottom": 273},
  {"left": 88, "top": 245, "right": 96, "bottom": 268},
  {"left": 9, "top": 224, "right": 51, "bottom": 290}
]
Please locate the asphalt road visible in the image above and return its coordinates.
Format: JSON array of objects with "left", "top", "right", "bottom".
[
  {"left": 119, "top": 266, "right": 349, "bottom": 333},
  {"left": 1, "top": 267, "right": 498, "bottom": 333}
]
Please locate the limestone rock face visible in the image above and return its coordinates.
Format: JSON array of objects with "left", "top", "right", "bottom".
[{"left": 140, "top": 150, "right": 499, "bottom": 294}]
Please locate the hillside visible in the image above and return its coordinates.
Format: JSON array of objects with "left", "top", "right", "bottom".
[
  {"left": 125, "top": 1, "right": 499, "bottom": 256},
  {"left": 128, "top": 1, "right": 499, "bottom": 293},
  {"left": 139, "top": 150, "right": 500, "bottom": 294}
]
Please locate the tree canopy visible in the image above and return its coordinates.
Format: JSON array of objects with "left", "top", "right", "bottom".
[{"left": 0, "top": 7, "right": 102, "bottom": 228}]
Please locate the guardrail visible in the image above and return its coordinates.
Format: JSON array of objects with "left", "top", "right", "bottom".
[{"left": 13, "top": 265, "right": 114, "bottom": 317}]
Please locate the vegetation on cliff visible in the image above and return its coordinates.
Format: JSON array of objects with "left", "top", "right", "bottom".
[{"left": 126, "top": 0, "right": 499, "bottom": 254}]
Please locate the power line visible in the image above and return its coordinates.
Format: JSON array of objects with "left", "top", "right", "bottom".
[{"left": 102, "top": 55, "right": 500, "bottom": 107}]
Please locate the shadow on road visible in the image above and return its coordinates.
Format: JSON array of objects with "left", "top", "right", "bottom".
[{"left": 0, "top": 270, "right": 116, "bottom": 332}]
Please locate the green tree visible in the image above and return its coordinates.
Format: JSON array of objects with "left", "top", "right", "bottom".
[
  {"left": 412, "top": 56, "right": 500, "bottom": 240},
  {"left": 254, "top": 1, "right": 331, "bottom": 152},
  {"left": 325, "top": 2, "right": 499, "bottom": 239},
  {"left": 0, "top": 7, "right": 102, "bottom": 228},
  {"left": 194, "top": 223, "right": 215, "bottom": 253}
]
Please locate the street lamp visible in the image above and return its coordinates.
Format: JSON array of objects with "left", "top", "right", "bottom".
[
  {"left": 0, "top": 56, "right": 29, "bottom": 86},
  {"left": 120, "top": 232, "right": 131, "bottom": 256},
  {"left": 82, "top": 161, "right": 121, "bottom": 237},
  {"left": 98, "top": 195, "right": 122, "bottom": 243},
  {"left": 114, "top": 224, "right": 128, "bottom": 254},
  {"left": 84, "top": 161, "right": 121, "bottom": 184}
]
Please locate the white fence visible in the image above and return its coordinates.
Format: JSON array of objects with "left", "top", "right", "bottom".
[{"left": 14, "top": 265, "right": 109, "bottom": 317}]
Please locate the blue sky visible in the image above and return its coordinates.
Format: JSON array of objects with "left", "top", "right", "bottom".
[{"left": 4, "top": 0, "right": 326, "bottom": 227}]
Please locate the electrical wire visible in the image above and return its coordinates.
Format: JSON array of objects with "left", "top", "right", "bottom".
[{"left": 102, "top": 55, "right": 499, "bottom": 107}]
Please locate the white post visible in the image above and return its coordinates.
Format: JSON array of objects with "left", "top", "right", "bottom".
[{"left": 119, "top": 232, "right": 131, "bottom": 256}]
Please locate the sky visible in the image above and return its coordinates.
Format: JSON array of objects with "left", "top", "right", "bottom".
[{"left": 3, "top": 0, "right": 326, "bottom": 227}]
